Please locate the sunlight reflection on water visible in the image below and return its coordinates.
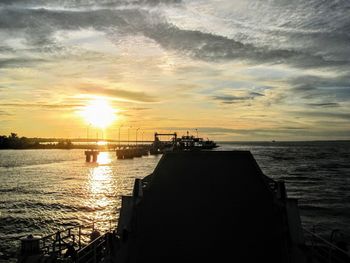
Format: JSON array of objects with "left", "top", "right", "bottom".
[
  {"left": 0, "top": 149, "right": 162, "bottom": 260},
  {"left": 97, "top": 152, "right": 111, "bottom": 165},
  {"left": 87, "top": 153, "right": 115, "bottom": 228}
]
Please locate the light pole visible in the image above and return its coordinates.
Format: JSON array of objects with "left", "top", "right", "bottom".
[
  {"left": 195, "top": 128, "right": 198, "bottom": 138},
  {"left": 141, "top": 131, "right": 144, "bottom": 143},
  {"left": 118, "top": 124, "right": 123, "bottom": 146},
  {"left": 136, "top": 128, "right": 140, "bottom": 145},
  {"left": 87, "top": 125, "right": 89, "bottom": 141},
  {"left": 128, "top": 126, "right": 132, "bottom": 146}
]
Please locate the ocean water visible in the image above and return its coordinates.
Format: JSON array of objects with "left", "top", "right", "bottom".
[{"left": 0, "top": 142, "right": 350, "bottom": 261}]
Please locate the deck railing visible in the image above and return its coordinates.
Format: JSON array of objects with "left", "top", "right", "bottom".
[
  {"left": 36, "top": 220, "right": 117, "bottom": 260},
  {"left": 303, "top": 228, "right": 349, "bottom": 263},
  {"left": 76, "top": 233, "right": 109, "bottom": 263}
]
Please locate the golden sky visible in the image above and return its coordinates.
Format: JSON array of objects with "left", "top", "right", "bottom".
[{"left": 0, "top": 0, "right": 349, "bottom": 141}]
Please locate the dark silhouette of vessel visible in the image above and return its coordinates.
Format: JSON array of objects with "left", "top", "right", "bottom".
[{"left": 150, "top": 131, "right": 218, "bottom": 154}]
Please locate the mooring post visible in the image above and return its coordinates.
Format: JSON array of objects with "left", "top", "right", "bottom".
[{"left": 92, "top": 152, "right": 98, "bottom": 162}]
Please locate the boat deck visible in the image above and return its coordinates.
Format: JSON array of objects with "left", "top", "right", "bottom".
[{"left": 117, "top": 151, "right": 292, "bottom": 262}]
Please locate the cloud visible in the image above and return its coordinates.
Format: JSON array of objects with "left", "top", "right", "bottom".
[
  {"left": 0, "top": 103, "right": 83, "bottom": 109},
  {"left": 286, "top": 74, "right": 350, "bottom": 105},
  {"left": 0, "top": 110, "right": 12, "bottom": 116},
  {"left": 306, "top": 103, "right": 340, "bottom": 108},
  {"left": 211, "top": 91, "right": 264, "bottom": 104},
  {"left": 0, "top": 58, "right": 47, "bottom": 68},
  {"left": 291, "top": 75, "right": 350, "bottom": 92},
  {"left": 250, "top": 92, "right": 264, "bottom": 97},
  {"left": 78, "top": 86, "right": 158, "bottom": 102},
  {"left": 290, "top": 111, "right": 350, "bottom": 121},
  {"left": 0, "top": 0, "right": 182, "bottom": 8},
  {"left": 212, "top": 95, "right": 248, "bottom": 104},
  {"left": 1, "top": 3, "right": 349, "bottom": 72},
  {"left": 128, "top": 107, "right": 152, "bottom": 111},
  {"left": 144, "top": 23, "right": 350, "bottom": 69},
  {"left": 1, "top": 0, "right": 350, "bottom": 140}
]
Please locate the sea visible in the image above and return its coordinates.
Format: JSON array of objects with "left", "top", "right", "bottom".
[{"left": 0, "top": 141, "right": 349, "bottom": 261}]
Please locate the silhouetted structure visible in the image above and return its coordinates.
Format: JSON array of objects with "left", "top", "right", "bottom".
[
  {"left": 150, "top": 131, "right": 218, "bottom": 154},
  {"left": 115, "top": 151, "right": 305, "bottom": 263},
  {"left": 85, "top": 149, "right": 99, "bottom": 162},
  {"left": 0, "top": 133, "right": 74, "bottom": 149}
]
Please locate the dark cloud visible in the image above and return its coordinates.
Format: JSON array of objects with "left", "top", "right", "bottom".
[
  {"left": 0, "top": 58, "right": 47, "bottom": 68},
  {"left": 0, "top": 0, "right": 182, "bottom": 8},
  {"left": 212, "top": 95, "right": 248, "bottom": 104},
  {"left": 1, "top": 4, "right": 349, "bottom": 71},
  {"left": 249, "top": 92, "right": 264, "bottom": 97},
  {"left": 212, "top": 92, "right": 264, "bottom": 104},
  {"left": 291, "top": 75, "right": 350, "bottom": 92},
  {"left": 144, "top": 23, "right": 349, "bottom": 69},
  {"left": 79, "top": 86, "right": 158, "bottom": 102},
  {"left": 307, "top": 103, "right": 340, "bottom": 108},
  {"left": 0, "top": 46, "right": 14, "bottom": 53},
  {"left": 287, "top": 74, "right": 350, "bottom": 105}
]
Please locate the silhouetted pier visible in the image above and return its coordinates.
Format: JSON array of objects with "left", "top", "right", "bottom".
[
  {"left": 84, "top": 150, "right": 99, "bottom": 162},
  {"left": 116, "top": 145, "right": 150, "bottom": 159}
]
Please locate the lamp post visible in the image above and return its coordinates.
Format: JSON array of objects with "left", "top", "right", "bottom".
[
  {"left": 87, "top": 124, "right": 91, "bottom": 142},
  {"left": 136, "top": 128, "right": 140, "bottom": 146},
  {"left": 86, "top": 123, "right": 91, "bottom": 149},
  {"left": 195, "top": 128, "right": 198, "bottom": 138},
  {"left": 128, "top": 126, "right": 132, "bottom": 146},
  {"left": 118, "top": 124, "right": 123, "bottom": 147}
]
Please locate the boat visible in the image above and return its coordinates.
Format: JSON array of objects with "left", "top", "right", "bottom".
[
  {"left": 176, "top": 132, "right": 217, "bottom": 150},
  {"left": 150, "top": 131, "right": 218, "bottom": 154},
  {"left": 17, "top": 151, "right": 350, "bottom": 263}
]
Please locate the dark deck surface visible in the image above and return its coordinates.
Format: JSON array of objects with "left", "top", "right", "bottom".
[{"left": 123, "top": 151, "right": 288, "bottom": 262}]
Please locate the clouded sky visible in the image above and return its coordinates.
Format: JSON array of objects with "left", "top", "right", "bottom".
[{"left": 0, "top": 0, "right": 349, "bottom": 140}]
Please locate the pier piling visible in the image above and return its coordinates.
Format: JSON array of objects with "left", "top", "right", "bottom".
[{"left": 85, "top": 150, "right": 99, "bottom": 162}]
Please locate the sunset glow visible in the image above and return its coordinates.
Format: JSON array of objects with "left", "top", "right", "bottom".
[
  {"left": 80, "top": 99, "right": 117, "bottom": 129},
  {"left": 0, "top": 1, "right": 349, "bottom": 141}
]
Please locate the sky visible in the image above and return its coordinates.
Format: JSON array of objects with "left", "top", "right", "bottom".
[{"left": 0, "top": 0, "right": 349, "bottom": 141}]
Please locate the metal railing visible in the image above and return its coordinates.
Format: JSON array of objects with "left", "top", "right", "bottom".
[
  {"left": 35, "top": 220, "right": 117, "bottom": 260},
  {"left": 40, "top": 226, "right": 81, "bottom": 256},
  {"left": 76, "top": 233, "right": 109, "bottom": 263},
  {"left": 303, "top": 228, "right": 350, "bottom": 263}
]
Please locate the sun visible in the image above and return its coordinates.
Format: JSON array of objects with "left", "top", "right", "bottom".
[{"left": 80, "top": 98, "right": 117, "bottom": 128}]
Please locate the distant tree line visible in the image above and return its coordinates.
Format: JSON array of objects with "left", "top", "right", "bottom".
[{"left": 0, "top": 133, "right": 74, "bottom": 149}]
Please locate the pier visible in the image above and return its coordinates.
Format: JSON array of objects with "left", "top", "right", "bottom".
[
  {"left": 84, "top": 149, "right": 99, "bottom": 162},
  {"left": 116, "top": 146, "right": 150, "bottom": 159},
  {"left": 82, "top": 130, "right": 219, "bottom": 162}
]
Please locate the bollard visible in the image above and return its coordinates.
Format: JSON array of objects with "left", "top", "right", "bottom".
[{"left": 20, "top": 234, "right": 41, "bottom": 256}]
